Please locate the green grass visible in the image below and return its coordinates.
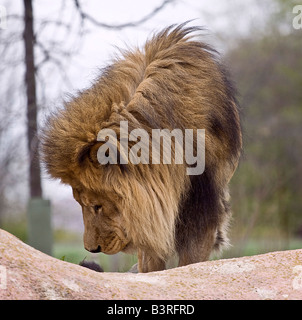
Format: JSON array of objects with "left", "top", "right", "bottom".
[{"left": 219, "top": 237, "right": 302, "bottom": 260}]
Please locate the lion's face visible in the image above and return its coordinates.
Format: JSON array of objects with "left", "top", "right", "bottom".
[{"left": 72, "top": 187, "right": 130, "bottom": 255}]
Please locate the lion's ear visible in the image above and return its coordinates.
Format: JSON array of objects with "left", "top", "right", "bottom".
[
  {"left": 77, "top": 141, "right": 128, "bottom": 173},
  {"left": 77, "top": 141, "right": 100, "bottom": 167}
]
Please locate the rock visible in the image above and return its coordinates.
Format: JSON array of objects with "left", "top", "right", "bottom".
[{"left": 0, "top": 228, "right": 302, "bottom": 300}]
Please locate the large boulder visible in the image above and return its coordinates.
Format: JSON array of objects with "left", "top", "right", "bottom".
[{"left": 0, "top": 229, "right": 302, "bottom": 300}]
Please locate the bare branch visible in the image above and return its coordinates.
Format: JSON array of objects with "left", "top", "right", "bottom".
[
  {"left": 34, "top": 39, "right": 73, "bottom": 87},
  {"left": 73, "top": 0, "right": 175, "bottom": 29}
]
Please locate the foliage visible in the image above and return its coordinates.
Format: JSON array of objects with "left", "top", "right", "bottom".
[
  {"left": 2, "top": 216, "right": 28, "bottom": 243},
  {"left": 226, "top": 28, "right": 302, "bottom": 246}
]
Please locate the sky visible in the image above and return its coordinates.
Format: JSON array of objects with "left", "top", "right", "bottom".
[
  {"left": 32, "top": 0, "right": 274, "bottom": 94},
  {"left": 0, "top": 0, "right": 276, "bottom": 231}
]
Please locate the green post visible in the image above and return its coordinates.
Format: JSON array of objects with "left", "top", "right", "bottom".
[{"left": 27, "top": 198, "right": 52, "bottom": 255}]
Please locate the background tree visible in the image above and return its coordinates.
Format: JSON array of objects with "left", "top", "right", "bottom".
[
  {"left": 224, "top": 4, "right": 302, "bottom": 255},
  {"left": 23, "top": 0, "right": 42, "bottom": 198}
]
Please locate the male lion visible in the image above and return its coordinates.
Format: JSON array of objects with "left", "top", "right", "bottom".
[{"left": 41, "top": 24, "right": 242, "bottom": 273}]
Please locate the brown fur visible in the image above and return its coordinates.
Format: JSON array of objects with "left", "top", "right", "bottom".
[{"left": 41, "top": 23, "right": 242, "bottom": 272}]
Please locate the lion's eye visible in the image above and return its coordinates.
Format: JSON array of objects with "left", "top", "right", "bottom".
[{"left": 93, "top": 205, "right": 102, "bottom": 213}]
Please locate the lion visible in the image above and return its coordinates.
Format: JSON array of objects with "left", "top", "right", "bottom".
[{"left": 41, "top": 23, "right": 242, "bottom": 273}]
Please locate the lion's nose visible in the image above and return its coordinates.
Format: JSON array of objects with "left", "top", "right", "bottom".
[{"left": 87, "top": 245, "right": 101, "bottom": 253}]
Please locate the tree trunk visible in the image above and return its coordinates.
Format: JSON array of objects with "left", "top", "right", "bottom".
[{"left": 23, "top": 0, "right": 42, "bottom": 198}]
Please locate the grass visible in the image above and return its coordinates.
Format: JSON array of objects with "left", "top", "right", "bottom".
[{"left": 219, "top": 237, "right": 302, "bottom": 259}]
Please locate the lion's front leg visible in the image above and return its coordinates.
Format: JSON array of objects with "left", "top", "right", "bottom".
[{"left": 137, "top": 249, "right": 166, "bottom": 273}]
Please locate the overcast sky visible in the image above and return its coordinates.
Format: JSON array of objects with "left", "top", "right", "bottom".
[{"left": 30, "top": 0, "right": 274, "bottom": 93}]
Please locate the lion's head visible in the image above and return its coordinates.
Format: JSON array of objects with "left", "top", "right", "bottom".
[
  {"left": 62, "top": 154, "right": 184, "bottom": 260},
  {"left": 72, "top": 186, "right": 130, "bottom": 254},
  {"left": 41, "top": 96, "right": 187, "bottom": 262}
]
